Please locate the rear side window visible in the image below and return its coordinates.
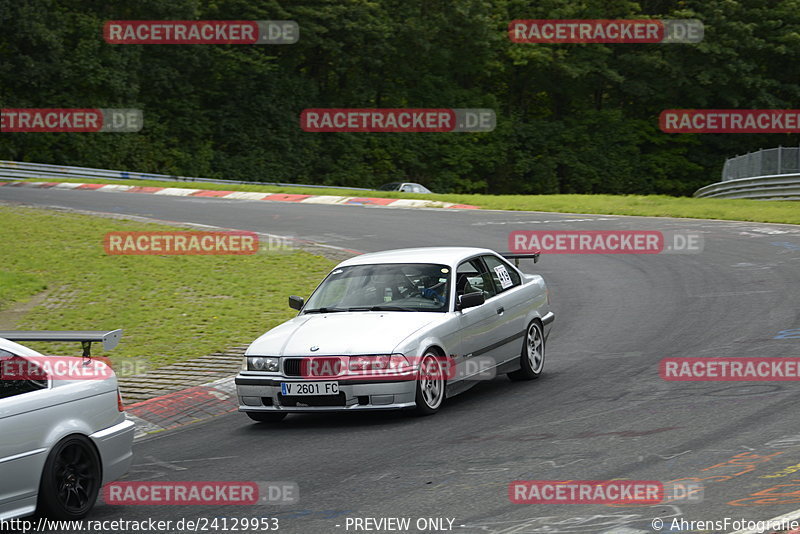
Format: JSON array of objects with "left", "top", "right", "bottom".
[
  {"left": 482, "top": 255, "right": 521, "bottom": 293},
  {"left": 0, "top": 349, "right": 47, "bottom": 399}
]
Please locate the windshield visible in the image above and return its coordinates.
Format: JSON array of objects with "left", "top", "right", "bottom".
[{"left": 304, "top": 263, "right": 451, "bottom": 312}]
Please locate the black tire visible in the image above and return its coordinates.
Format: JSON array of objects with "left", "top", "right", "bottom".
[
  {"left": 37, "top": 435, "right": 101, "bottom": 520},
  {"left": 508, "top": 320, "right": 545, "bottom": 381},
  {"left": 247, "top": 412, "right": 287, "bottom": 423},
  {"left": 414, "top": 351, "right": 446, "bottom": 415}
]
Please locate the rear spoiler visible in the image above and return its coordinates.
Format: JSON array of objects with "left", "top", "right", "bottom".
[
  {"left": 0, "top": 329, "right": 123, "bottom": 358},
  {"left": 500, "top": 252, "right": 540, "bottom": 267}
]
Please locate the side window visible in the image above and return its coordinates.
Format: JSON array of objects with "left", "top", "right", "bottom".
[
  {"left": 483, "top": 255, "right": 521, "bottom": 293},
  {"left": 456, "top": 259, "right": 497, "bottom": 299},
  {"left": 0, "top": 349, "right": 47, "bottom": 400}
]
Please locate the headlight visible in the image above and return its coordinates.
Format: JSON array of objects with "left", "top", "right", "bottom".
[
  {"left": 246, "top": 356, "right": 280, "bottom": 372},
  {"left": 348, "top": 354, "right": 410, "bottom": 373}
]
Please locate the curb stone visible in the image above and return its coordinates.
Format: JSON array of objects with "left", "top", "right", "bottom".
[
  {"left": 0, "top": 180, "right": 479, "bottom": 210},
  {"left": 117, "top": 345, "right": 249, "bottom": 404},
  {"left": 125, "top": 376, "right": 237, "bottom": 440}
]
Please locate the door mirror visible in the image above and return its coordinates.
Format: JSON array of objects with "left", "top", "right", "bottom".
[
  {"left": 458, "top": 291, "right": 485, "bottom": 310},
  {"left": 288, "top": 295, "right": 304, "bottom": 310}
]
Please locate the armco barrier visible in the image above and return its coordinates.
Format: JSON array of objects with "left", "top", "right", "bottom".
[
  {"left": 694, "top": 174, "right": 800, "bottom": 200},
  {"left": 0, "top": 160, "right": 372, "bottom": 191}
]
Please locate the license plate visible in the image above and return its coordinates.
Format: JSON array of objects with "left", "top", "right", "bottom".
[{"left": 281, "top": 381, "right": 339, "bottom": 396}]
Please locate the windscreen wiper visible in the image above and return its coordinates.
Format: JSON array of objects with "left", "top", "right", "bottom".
[
  {"left": 303, "top": 307, "right": 349, "bottom": 314},
  {"left": 348, "top": 306, "right": 417, "bottom": 312}
]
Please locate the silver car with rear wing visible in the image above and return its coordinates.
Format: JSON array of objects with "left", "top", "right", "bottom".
[
  {"left": 236, "top": 247, "right": 554, "bottom": 421},
  {"left": 0, "top": 330, "right": 134, "bottom": 521}
]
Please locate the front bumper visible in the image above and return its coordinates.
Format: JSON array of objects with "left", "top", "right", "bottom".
[
  {"left": 542, "top": 311, "right": 555, "bottom": 339},
  {"left": 235, "top": 375, "right": 417, "bottom": 412}
]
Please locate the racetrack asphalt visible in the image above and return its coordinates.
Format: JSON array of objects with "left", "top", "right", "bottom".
[{"left": 2, "top": 186, "right": 799, "bottom": 534}]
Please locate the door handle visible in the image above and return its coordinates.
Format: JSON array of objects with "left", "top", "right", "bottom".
[{"left": 496, "top": 307, "right": 504, "bottom": 315}]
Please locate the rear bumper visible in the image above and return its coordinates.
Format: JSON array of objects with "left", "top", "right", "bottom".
[
  {"left": 90, "top": 418, "right": 135, "bottom": 484},
  {"left": 235, "top": 375, "right": 417, "bottom": 413}
]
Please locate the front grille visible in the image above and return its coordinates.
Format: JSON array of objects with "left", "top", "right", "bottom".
[
  {"left": 283, "top": 358, "right": 302, "bottom": 376},
  {"left": 283, "top": 357, "right": 342, "bottom": 377},
  {"left": 278, "top": 392, "right": 347, "bottom": 407}
]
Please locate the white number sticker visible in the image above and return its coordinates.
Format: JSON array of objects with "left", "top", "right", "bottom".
[{"left": 494, "top": 265, "right": 513, "bottom": 289}]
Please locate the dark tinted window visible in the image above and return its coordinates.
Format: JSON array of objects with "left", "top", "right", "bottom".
[{"left": 0, "top": 349, "right": 47, "bottom": 399}]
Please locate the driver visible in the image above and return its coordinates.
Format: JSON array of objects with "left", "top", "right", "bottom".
[{"left": 418, "top": 275, "right": 447, "bottom": 304}]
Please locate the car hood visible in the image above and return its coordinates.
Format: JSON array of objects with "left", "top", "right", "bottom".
[{"left": 247, "top": 312, "right": 443, "bottom": 356}]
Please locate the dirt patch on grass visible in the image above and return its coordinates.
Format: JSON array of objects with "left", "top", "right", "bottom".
[{"left": 0, "top": 289, "right": 52, "bottom": 329}]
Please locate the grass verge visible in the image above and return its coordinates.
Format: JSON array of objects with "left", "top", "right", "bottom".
[
  {"left": 6, "top": 177, "right": 799, "bottom": 225},
  {"left": 0, "top": 205, "right": 337, "bottom": 368}
]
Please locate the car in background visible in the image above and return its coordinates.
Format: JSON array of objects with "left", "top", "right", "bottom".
[
  {"left": 236, "top": 247, "right": 554, "bottom": 421},
  {"left": 0, "top": 330, "right": 134, "bottom": 520},
  {"left": 377, "top": 182, "right": 433, "bottom": 194}
]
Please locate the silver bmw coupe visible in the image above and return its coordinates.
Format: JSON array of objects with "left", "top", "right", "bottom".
[{"left": 236, "top": 247, "right": 554, "bottom": 421}]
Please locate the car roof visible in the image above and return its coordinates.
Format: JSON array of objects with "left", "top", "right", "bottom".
[
  {"left": 0, "top": 337, "right": 43, "bottom": 357},
  {"left": 337, "top": 247, "right": 499, "bottom": 268}
]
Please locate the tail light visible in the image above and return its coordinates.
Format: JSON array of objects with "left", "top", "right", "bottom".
[{"left": 117, "top": 388, "right": 125, "bottom": 412}]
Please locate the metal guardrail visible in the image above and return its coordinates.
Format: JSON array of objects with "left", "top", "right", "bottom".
[
  {"left": 694, "top": 173, "right": 800, "bottom": 200},
  {"left": 0, "top": 160, "right": 373, "bottom": 191},
  {"left": 696, "top": 146, "right": 800, "bottom": 200}
]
